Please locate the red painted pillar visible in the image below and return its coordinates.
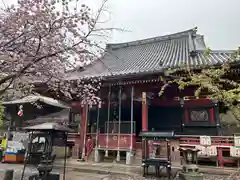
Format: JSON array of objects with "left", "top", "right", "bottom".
[
  {"left": 217, "top": 147, "right": 224, "bottom": 167},
  {"left": 210, "top": 108, "right": 215, "bottom": 124},
  {"left": 142, "top": 92, "right": 148, "bottom": 160},
  {"left": 142, "top": 92, "right": 148, "bottom": 131}
]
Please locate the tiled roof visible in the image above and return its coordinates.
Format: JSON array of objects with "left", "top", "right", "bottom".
[
  {"left": 25, "top": 109, "right": 69, "bottom": 125},
  {"left": 66, "top": 27, "right": 235, "bottom": 80}
]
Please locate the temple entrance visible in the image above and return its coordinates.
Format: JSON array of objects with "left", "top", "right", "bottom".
[
  {"left": 133, "top": 103, "right": 142, "bottom": 142},
  {"left": 134, "top": 103, "right": 184, "bottom": 140},
  {"left": 148, "top": 105, "right": 183, "bottom": 133},
  {"left": 82, "top": 85, "right": 186, "bottom": 164},
  {"left": 86, "top": 101, "right": 184, "bottom": 148}
]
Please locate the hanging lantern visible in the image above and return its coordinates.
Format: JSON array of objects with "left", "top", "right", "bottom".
[{"left": 17, "top": 105, "right": 23, "bottom": 117}]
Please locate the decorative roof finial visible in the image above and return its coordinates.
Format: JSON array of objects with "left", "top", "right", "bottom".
[
  {"left": 193, "top": 27, "right": 198, "bottom": 33},
  {"left": 236, "top": 46, "right": 240, "bottom": 61}
]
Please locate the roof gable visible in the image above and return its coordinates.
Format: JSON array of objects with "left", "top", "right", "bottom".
[{"left": 107, "top": 27, "right": 198, "bottom": 51}]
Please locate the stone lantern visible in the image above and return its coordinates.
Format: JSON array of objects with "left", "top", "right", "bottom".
[
  {"left": 178, "top": 147, "right": 203, "bottom": 180},
  {"left": 180, "top": 147, "right": 199, "bottom": 165}
]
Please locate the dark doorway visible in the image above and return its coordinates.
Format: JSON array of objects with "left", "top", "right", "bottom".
[
  {"left": 148, "top": 105, "right": 183, "bottom": 133},
  {"left": 133, "top": 102, "right": 142, "bottom": 141}
]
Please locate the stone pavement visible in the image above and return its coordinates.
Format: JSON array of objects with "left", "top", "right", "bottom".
[
  {"left": 54, "top": 158, "right": 239, "bottom": 176},
  {"left": 54, "top": 159, "right": 142, "bottom": 176},
  {"left": 0, "top": 161, "right": 238, "bottom": 180},
  {"left": 0, "top": 163, "right": 37, "bottom": 180},
  {"left": 0, "top": 163, "right": 107, "bottom": 180},
  {"left": 0, "top": 163, "right": 173, "bottom": 180}
]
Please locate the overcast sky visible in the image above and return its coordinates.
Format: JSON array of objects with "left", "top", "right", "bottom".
[
  {"left": 1, "top": 0, "right": 239, "bottom": 50},
  {"left": 106, "top": 0, "right": 239, "bottom": 50}
]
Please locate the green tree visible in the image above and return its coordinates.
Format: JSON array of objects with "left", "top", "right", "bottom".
[{"left": 160, "top": 47, "right": 240, "bottom": 128}]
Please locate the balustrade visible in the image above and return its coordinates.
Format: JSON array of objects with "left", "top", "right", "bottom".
[
  {"left": 97, "top": 133, "right": 136, "bottom": 150},
  {"left": 68, "top": 132, "right": 240, "bottom": 167}
]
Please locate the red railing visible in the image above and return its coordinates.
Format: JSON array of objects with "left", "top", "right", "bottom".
[
  {"left": 69, "top": 133, "right": 238, "bottom": 167},
  {"left": 179, "top": 135, "right": 236, "bottom": 167},
  {"left": 179, "top": 135, "right": 234, "bottom": 147},
  {"left": 98, "top": 133, "right": 136, "bottom": 150}
]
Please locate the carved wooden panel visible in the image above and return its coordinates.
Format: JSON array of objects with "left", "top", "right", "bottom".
[
  {"left": 149, "top": 140, "right": 167, "bottom": 158},
  {"left": 190, "top": 110, "right": 209, "bottom": 122}
]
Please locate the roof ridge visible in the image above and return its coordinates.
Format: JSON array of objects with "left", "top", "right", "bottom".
[
  {"left": 197, "top": 49, "right": 235, "bottom": 53},
  {"left": 107, "top": 27, "right": 198, "bottom": 50}
]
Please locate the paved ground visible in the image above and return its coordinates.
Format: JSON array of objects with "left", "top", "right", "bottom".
[
  {"left": 54, "top": 159, "right": 239, "bottom": 176},
  {"left": 0, "top": 161, "right": 239, "bottom": 180},
  {"left": 0, "top": 163, "right": 163, "bottom": 180}
]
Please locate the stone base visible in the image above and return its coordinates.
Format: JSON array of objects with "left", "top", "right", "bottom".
[
  {"left": 178, "top": 172, "right": 204, "bottom": 180},
  {"left": 29, "top": 173, "right": 60, "bottom": 180},
  {"left": 94, "top": 149, "right": 100, "bottom": 163},
  {"left": 105, "top": 150, "right": 108, "bottom": 157},
  {"left": 182, "top": 164, "right": 199, "bottom": 173},
  {"left": 126, "top": 151, "right": 134, "bottom": 165},
  {"left": 94, "top": 149, "right": 104, "bottom": 163},
  {"left": 116, "top": 151, "right": 120, "bottom": 162}
]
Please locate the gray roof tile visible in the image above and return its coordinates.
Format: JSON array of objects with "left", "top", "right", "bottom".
[{"left": 66, "top": 28, "right": 235, "bottom": 80}]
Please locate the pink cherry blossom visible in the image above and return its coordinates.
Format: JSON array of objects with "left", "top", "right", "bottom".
[{"left": 0, "top": 0, "right": 110, "bottom": 104}]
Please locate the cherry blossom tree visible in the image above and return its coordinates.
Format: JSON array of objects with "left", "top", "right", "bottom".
[{"left": 0, "top": 0, "right": 112, "bottom": 105}]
